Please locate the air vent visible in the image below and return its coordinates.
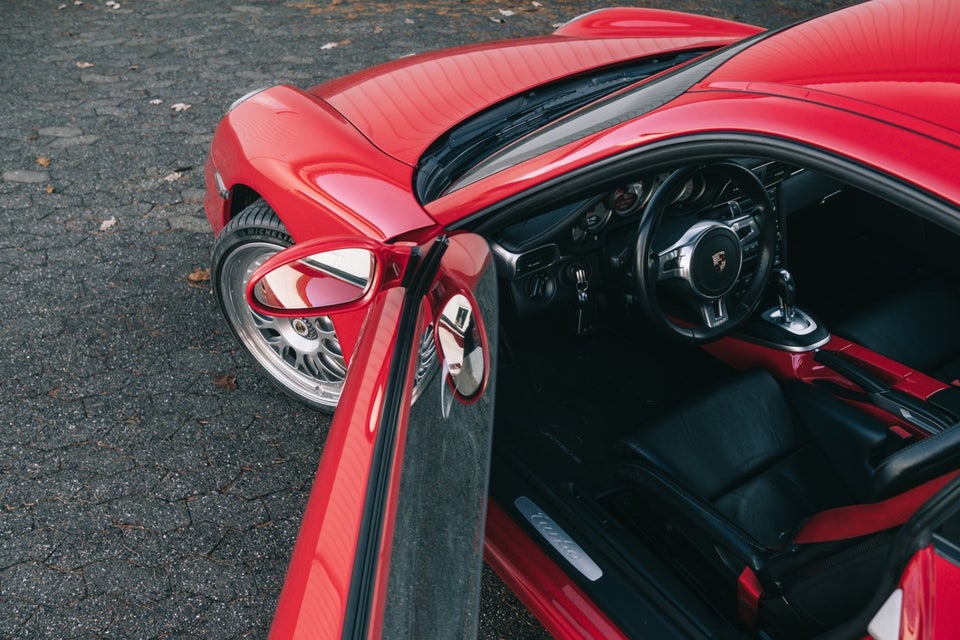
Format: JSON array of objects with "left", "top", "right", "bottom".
[
  {"left": 515, "top": 245, "right": 559, "bottom": 277},
  {"left": 757, "top": 160, "right": 799, "bottom": 188}
]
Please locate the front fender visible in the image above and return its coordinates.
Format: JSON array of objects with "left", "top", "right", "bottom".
[{"left": 204, "top": 85, "right": 436, "bottom": 243}]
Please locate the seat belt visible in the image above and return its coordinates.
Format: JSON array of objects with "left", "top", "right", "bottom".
[
  {"left": 793, "top": 470, "right": 960, "bottom": 545},
  {"left": 736, "top": 470, "right": 959, "bottom": 629}
]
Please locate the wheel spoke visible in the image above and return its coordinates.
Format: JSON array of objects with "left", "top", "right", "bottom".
[
  {"left": 729, "top": 214, "right": 761, "bottom": 249},
  {"left": 656, "top": 245, "right": 685, "bottom": 281},
  {"left": 698, "top": 296, "right": 730, "bottom": 329},
  {"left": 216, "top": 239, "right": 348, "bottom": 410}
]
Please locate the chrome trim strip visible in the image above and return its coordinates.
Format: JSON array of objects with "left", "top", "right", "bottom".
[{"left": 515, "top": 496, "right": 603, "bottom": 582}]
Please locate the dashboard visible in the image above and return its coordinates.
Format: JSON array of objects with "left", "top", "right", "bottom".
[{"left": 491, "top": 159, "right": 833, "bottom": 324}]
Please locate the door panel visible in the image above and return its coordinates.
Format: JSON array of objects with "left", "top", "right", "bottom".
[
  {"left": 380, "top": 234, "right": 497, "bottom": 638},
  {"left": 268, "top": 234, "right": 497, "bottom": 640},
  {"left": 868, "top": 475, "right": 960, "bottom": 640}
]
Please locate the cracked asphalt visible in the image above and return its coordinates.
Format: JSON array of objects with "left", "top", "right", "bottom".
[{"left": 0, "top": 0, "right": 857, "bottom": 638}]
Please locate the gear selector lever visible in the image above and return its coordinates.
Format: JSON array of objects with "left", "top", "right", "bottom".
[
  {"left": 775, "top": 268, "right": 797, "bottom": 323},
  {"left": 762, "top": 268, "right": 817, "bottom": 335}
]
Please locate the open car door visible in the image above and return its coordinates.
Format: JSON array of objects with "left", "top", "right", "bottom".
[
  {"left": 867, "top": 476, "right": 960, "bottom": 640},
  {"left": 249, "top": 233, "right": 497, "bottom": 639}
]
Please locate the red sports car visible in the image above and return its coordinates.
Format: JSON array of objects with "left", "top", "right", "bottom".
[{"left": 204, "top": 0, "right": 960, "bottom": 637}]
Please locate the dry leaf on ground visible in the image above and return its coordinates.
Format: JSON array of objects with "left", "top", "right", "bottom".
[
  {"left": 213, "top": 374, "right": 237, "bottom": 391},
  {"left": 187, "top": 266, "right": 211, "bottom": 286}
]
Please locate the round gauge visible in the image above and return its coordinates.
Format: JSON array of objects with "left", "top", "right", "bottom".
[
  {"left": 581, "top": 200, "right": 611, "bottom": 232},
  {"left": 606, "top": 183, "right": 645, "bottom": 217},
  {"left": 671, "top": 174, "right": 707, "bottom": 205}
]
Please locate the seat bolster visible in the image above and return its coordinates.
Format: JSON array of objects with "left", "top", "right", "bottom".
[
  {"left": 783, "top": 381, "right": 892, "bottom": 499},
  {"left": 618, "top": 461, "right": 769, "bottom": 573},
  {"left": 871, "top": 423, "right": 960, "bottom": 500}
]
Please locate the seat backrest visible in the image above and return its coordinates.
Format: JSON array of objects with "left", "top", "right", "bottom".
[
  {"left": 871, "top": 422, "right": 960, "bottom": 499},
  {"left": 786, "top": 380, "right": 960, "bottom": 501}
]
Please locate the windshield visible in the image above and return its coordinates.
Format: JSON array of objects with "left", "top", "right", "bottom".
[
  {"left": 438, "top": 31, "right": 768, "bottom": 198},
  {"left": 414, "top": 50, "right": 708, "bottom": 203}
]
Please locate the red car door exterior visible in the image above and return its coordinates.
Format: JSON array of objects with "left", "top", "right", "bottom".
[
  {"left": 869, "top": 478, "right": 960, "bottom": 640},
  {"left": 266, "top": 233, "right": 497, "bottom": 639}
]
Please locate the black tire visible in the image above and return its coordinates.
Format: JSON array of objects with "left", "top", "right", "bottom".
[{"left": 211, "top": 199, "right": 346, "bottom": 413}]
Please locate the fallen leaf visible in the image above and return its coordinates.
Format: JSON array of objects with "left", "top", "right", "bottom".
[
  {"left": 213, "top": 373, "right": 237, "bottom": 391},
  {"left": 490, "top": 16, "right": 505, "bottom": 23},
  {"left": 58, "top": 4, "right": 67, "bottom": 8},
  {"left": 99, "top": 216, "right": 117, "bottom": 231},
  {"left": 75, "top": 61, "right": 94, "bottom": 69},
  {"left": 36, "top": 156, "right": 51, "bottom": 168},
  {"left": 499, "top": 9, "right": 515, "bottom": 16},
  {"left": 106, "top": 0, "right": 120, "bottom": 8},
  {"left": 149, "top": 98, "right": 162, "bottom": 105},
  {"left": 45, "top": 184, "right": 55, "bottom": 194},
  {"left": 162, "top": 171, "right": 183, "bottom": 183},
  {"left": 404, "top": 18, "right": 414, "bottom": 24},
  {"left": 187, "top": 266, "right": 211, "bottom": 285},
  {"left": 320, "top": 42, "right": 339, "bottom": 50},
  {"left": 532, "top": 1, "right": 543, "bottom": 7},
  {"left": 170, "top": 102, "right": 191, "bottom": 112}
]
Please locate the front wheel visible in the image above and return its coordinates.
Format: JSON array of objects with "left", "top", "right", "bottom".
[{"left": 211, "top": 200, "right": 346, "bottom": 413}]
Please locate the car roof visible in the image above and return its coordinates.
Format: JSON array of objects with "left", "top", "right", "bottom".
[{"left": 700, "top": 0, "right": 960, "bottom": 135}]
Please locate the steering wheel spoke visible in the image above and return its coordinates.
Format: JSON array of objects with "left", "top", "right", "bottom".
[
  {"left": 729, "top": 214, "right": 761, "bottom": 248},
  {"left": 656, "top": 245, "right": 685, "bottom": 281},
  {"left": 698, "top": 296, "right": 730, "bottom": 329}
]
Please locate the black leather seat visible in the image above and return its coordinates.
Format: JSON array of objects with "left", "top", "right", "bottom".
[
  {"left": 617, "top": 369, "right": 960, "bottom": 636},
  {"left": 833, "top": 281, "right": 960, "bottom": 384}
]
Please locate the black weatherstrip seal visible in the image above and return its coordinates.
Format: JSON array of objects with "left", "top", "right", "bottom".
[{"left": 343, "top": 236, "right": 449, "bottom": 640}]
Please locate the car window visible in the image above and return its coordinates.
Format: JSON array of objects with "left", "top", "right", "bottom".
[
  {"left": 415, "top": 50, "right": 708, "bottom": 204},
  {"left": 441, "top": 31, "right": 768, "bottom": 197}
]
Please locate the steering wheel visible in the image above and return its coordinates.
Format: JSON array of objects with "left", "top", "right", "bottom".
[{"left": 635, "top": 161, "right": 776, "bottom": 343}]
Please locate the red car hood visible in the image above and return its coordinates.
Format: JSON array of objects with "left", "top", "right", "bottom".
[{"left": 308, "top": 9, "right": 761, "bottom": 166}]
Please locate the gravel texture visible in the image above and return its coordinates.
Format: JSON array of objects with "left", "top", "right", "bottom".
[{"left": 0, "top": 1, "right": 858, "bottom": 638}]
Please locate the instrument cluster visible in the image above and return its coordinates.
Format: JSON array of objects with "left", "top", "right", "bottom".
[{"left": 570, "top": 172, "right": 715, "bottom": 243}]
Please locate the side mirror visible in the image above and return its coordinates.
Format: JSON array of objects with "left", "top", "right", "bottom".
[{"left": 247, "top": 240, "right": 383, "bottom": 316}]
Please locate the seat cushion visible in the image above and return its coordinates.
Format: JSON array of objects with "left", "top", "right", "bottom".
[
  {"left": 834, "top": 281, "right": 960, "bottom": 382},
  {"left": 620, "top": 370, "right": 852, "bottom": 547}
]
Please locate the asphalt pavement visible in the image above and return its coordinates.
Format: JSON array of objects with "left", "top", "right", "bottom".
[{"left": 0, "top": 1, "right": 856, "bottom": 638}]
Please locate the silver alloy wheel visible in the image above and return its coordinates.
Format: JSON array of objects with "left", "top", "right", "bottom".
[{"left": 218, "top": 241, "right": 346, "bottom": 410}]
